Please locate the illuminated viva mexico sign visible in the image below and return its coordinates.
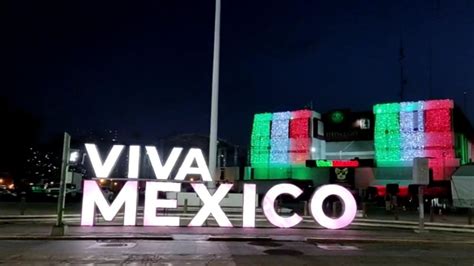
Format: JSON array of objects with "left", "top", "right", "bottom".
[{"left": 81, "top": 144, "right": 357, "bottom": 229}]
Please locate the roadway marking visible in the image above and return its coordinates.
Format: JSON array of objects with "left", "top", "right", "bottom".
[{"left": 317, "top": 243, "right": 360, "bottom": 251}]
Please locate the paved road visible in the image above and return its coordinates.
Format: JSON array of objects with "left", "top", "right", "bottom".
[{"left": 0, "top": 239, "right": 472, "bottom": 265}]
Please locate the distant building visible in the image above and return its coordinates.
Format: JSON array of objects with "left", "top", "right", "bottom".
[{"left": 244, "top": 99, "right": 474, "bottom": 197}]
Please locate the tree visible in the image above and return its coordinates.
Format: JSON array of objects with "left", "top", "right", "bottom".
[{"left": 0, "top": 97, "right": 41, "bottom": 180}]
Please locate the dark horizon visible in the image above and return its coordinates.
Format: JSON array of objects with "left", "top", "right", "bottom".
[{"left": 3, "top": 0, "right": 474, "bottom": 146}]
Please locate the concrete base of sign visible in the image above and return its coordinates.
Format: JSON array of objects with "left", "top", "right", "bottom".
[
  {"left": 51, "top": 225, "right": 68, "bottom": 236},
  {"left": 414, "top": 229, "right": 429, "bottom": 234}
]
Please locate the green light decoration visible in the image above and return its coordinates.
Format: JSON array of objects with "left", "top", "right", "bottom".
[
  {"left": 316, "top": 160, "right": 332, "bottom": 167},
  {"left": 373, "top": 103, "right": 400, "bottom": 114},
  {"left": 331, "top": 111, "right": 344, "bottom": 124},
  {"left": 245, "top": 166, "right": 316, "bottom": 181},
  {"left": 374, "top": 103, "right": 401, "bottom": 164},
  {"left": 250, "top": 113, "right": 272, "bottom": 166},
  {"left": 254, "top": 113, "right": 273, "bottom": 121},
  {"left": 456, "top": 134, "right": 469, "bottom": 165}
]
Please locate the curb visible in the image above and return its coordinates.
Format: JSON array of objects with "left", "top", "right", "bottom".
[
  {"left": 208, "top": 236, "right": 272, "bottom": 241},
  {"left": 0, "top": 234, "right": 472, "bottom": 245},
  {"left": 0, "top": 235, "right": 174, "bottom": 241},
  {"left": 355, "top": 218, "right": 474, "bottom": 229},
  {"left": 305, "top": 237, "right": 474, "bottom": 245},
  {"left": 350, "top": 222, "right": 474, "bottom": 233}
]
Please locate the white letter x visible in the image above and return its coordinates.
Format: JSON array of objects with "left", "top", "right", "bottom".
[{"left": 188, "top": 183, "right": 233, "bottom": 227}]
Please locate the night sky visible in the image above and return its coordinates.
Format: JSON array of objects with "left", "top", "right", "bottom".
[{"left": 3, "top": 0, "right": 474, "bottom": 146}]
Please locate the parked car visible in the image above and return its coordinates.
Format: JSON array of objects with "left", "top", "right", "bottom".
[
  {"left": 101, "top": 187, "right": 115, "bottom": 201},
  {"left": 0, "top": 185, "right": 17, "bottom": 200},
  {"left": 46, "top": 184, "right": 79, "bottom": 199}
]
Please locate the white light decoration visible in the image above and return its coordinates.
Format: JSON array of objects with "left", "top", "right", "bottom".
[
  {"left": 309, "top": 184, "right": 357, "bottom": 229},
  {"left": 271, "top": 119, "right": 290, "bottom": 138},
  {"left": 146, "top": 147, "right": 183, "bottom": 180},
  {"left": 262, "top": 183, "right": 303, "bottom": 228},
  {"left": 271, "top": 137, "right": 290, "bottom": 150},
  {"left": 270, "top": 151, "right": 289, "bottom": 164},
  {"left": 270, "top": 112, "right": 291, "bottom": 165},
  {"left": 85, "top": 144, "right": 124, "bottom": 178},
  {"left": 143, "top": 182, "right": 181, "bottom": 226},
  {"left": 188, "top": 183, "right": 233, "bottom": 227},
  {"left": 270, "top": 138, "right": 289, "bottom": 164},
  {"left": 80, "top": 143, "right": 361, "bottom": 230},
  {"left": 175, "top": 148, "right": 212, "bottom": 181},
  {"left": 401, "top": 132, "right": 425, "bottom": 161},
  {"left": 81, "top": 180, "right": 138, "bottom": 226},
  {"left": 272, "top": 111, "right": 292, "bottom": 121},
  {"left": 242, "top": 184, "right": 256, "bottom": 228},
  {"left": 128, "top": 145, "right": 140, "bottom": 178},
  {"left": 399, "top": 101, "right": 425, "bottom": 162}
]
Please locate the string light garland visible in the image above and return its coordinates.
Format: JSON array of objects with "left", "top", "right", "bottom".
[
  {"left": 373, "top": 99, "right": 456, "bottom": 179},
  {"left": 250, "top": 109, "right": 325, "bottom": 175}
]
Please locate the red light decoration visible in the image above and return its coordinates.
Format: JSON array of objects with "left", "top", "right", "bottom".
[
  {"left": 332, "top": 160, "right": 359, "bottom": 167},
  {"left": 423, "top": 99, "right": 454, "bottom": 110},
  {"left": 290, "top": 138, "right": 311, "bottom": 164},
  {"left": 425, "top": 132, "right": 454, "bottom": 148},
  {"left": 292, "top": 110, "right": 313, "bottom": 119},
  {"left": 290, "top": 152, "right": 310, "bottom": 164},
  {"left": 425, "top": 109, "right": 451, "bottom": 132},
  {"left": 373, "top": 186, "right": 409, "bottom": 197},
  {"left": 422, "top": 100, "right": 455, "bottom": 180},
  {"left": 289, "top": 118, "right": 309, "bottom": 138}
]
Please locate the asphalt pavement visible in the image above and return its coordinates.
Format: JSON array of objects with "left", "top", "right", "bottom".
[
  {"left": 1, "top": 202, "right": 473, "bottom": 265},
  {"left": 0, "top": 239, "right": 472, "bottom": 265}
]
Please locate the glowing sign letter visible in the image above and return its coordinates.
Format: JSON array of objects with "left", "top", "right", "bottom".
[
  {"left": 85, "top": 144, "right": 124, "bottom": 178},
  {"left": 262, "top": 183, "right": 303, "bottom": 228},
  {"left": 189, "top": 183, "right": 233, "bottom": 227},
  {"left": 146, "top": 146, "right": 183, "bottom": 180},
  {"left": 175, "top": 149, "right": 212, "bottom": 181},
  {"left": 81, "top": 180, "right": 138, "bottom": 226},
  {"left": 309, "top": 184, "right": 357, "bottom": 229},
  {"left": 128, "top": 145, "right": 140, "bottom": 178},
  {"left": 144, "top": 182, "right": 181, "bottom": 226},
  {"left": 242, "top": 184, "right": 256, "bottom": 228}
]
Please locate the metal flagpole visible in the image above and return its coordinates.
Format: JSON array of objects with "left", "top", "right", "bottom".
[{"left": 208, "top": 0, "right": 221, "bottom": 188}]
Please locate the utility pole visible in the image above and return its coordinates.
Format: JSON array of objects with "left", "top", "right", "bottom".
[
  {"left": 463, "top": 91, "right": 468, "bottom": 113},
  {"left": 51, "top": 132, "right": 71, "bottom": 236}
]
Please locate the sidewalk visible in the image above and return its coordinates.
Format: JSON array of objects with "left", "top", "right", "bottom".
[
  {"left": 363, "top": 206, "right": 473, "bottom": 225},
  {"left": 2, "top": 201, "right": 472, "bottom": 225},
  {"left": 0, "top": 223, "right": 473, "bottom": 244}
]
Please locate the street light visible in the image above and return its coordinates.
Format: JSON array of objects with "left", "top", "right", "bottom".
[
  {"left": 208, "top": 0, "right": 221, "bottom": 188},
  {"left": 69, "top": 150, "right": 80, "bottom": 163}
]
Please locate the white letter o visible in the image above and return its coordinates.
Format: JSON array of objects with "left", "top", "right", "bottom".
[{"left": 309, "top": 184, "right": 357, "bottom": 229}]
